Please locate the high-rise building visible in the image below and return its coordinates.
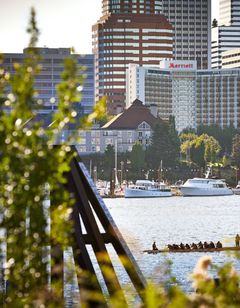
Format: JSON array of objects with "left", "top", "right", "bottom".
[
  {"left": 126, "top": 61, "right": 240, "bottom": 132},
  {"left": 92, "top": 0, "right": 173, "bottom": 115},
  {"left": 101, "top": 0, "right": 163, "bottom": 15},
  {"left": 212, "top": 0, "right": 240, "bottom": 69},
  {"left": 222, "top": 48, "right": 240, "bottom": 68},
  {"left": 161, "top": 0, "right": 211, "bottom": 69},
  {"left": 219, "top": 0, "right": 240, "bottom": 26},
  {"left": 2, "top": 48, "right": 95, "bottom": 115}
]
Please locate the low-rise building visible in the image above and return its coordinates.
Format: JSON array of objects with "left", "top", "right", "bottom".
[
  {"left": 59, "top": 99, "right": 165, "bottom": 154},
  {"left": 101, "top": 99, "right": 164, "bottom": 152}
]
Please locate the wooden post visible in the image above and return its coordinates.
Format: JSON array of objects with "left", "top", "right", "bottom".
[{"left": 65, "top": 147, "right": 147, "bottom": 305}]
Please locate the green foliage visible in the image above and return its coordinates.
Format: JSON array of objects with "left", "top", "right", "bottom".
[
  {"left": 197, "top": 124, "right": 238, "bottom": 156},
  {"left": 1, "top": 9, "right": 240, "bottom": 307},
  {"left": 232, "top": 134, "right": 240, "bottom": 167},
  {"left": 130, "top": 142, "right": 145, "bottom": 180},
  {"left": 146, "top": 121, "right": 180, "bottom": 169},
  {"left": 180, "top": 132, "right": 221, "bottom": 168},
  {"left": 212, "top": 18, "right": 218, "bottom": 28},
  {"left": 0, "top": 8, "right": 106, "bottom": 305},
  {"left": 104, "top": 144, "right": 115, "bottom": 174}
]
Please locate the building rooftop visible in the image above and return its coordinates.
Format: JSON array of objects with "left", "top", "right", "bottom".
[{"left": 102, "top": 99, "right": 164, "bottom": 130}]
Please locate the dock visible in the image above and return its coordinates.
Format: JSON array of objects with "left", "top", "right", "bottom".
[{"left": 143, "top": 247, "right": 240, "bottom": 254}]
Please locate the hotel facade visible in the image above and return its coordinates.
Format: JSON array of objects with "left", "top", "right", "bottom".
[
  {"left": 92, "top": 0, "right": 173, "bottom": 115},
  {"left": 126, "top": 60, "right": 240, "bottom": 132}
]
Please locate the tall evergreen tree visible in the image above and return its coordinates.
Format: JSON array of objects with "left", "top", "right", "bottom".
[
  {"left": 212, "top": 18, "right": 218, "bottom": 28},
  {"left": 168, "top": 115, "right": 180, "bottom": 164},
  {"left": 104, "top": 144, "right": 115, "bottom": 179},
  {"left": 130, "top": 142, "right": 145, "bottom": 180},
  {"left": 146, "top": 121, "right": 178, "bottom": 169}
]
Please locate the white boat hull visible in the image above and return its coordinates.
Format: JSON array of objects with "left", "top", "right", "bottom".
[
  {"left": 124, "top": 188, "right": 172, "bottom": 198},
  {"left": 180, "top": 186, "right": 233, "bottom": 196},
  {"left": 232, "top": 188, "right": 240, "bottom": 195}
]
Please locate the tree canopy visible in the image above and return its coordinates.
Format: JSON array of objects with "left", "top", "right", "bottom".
[
  {"left": 180, "top": 132, "right": 221, "bottom": 168},
  {"left": 232, "top": 134, "right": 240, "bottom": 167},
  {"left": 146, "top": 119, "right": 180, "bottom": 169},
  {"left": 130, "top": 142, "right": 145, "bottom": 180}
]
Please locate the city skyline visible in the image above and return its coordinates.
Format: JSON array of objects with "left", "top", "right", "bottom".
[{"left": 0, "top": 0, "right": 219, "bottom": 54}]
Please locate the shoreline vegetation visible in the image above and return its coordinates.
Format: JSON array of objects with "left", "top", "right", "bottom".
[{"left": 1, "top": 9, "right": 240, "bottom": 307}]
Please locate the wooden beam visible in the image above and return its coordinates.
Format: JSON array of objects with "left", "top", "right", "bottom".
[{"left": 68, "top": 148, "right": 146, "bottom": 301}]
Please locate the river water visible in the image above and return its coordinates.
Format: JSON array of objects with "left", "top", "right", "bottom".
[
  {"left": 104, "top": 195, "right": 240, "bottom": 292},
  {"left": 1, "top": 195, "right": 240, "bottom": 305}
]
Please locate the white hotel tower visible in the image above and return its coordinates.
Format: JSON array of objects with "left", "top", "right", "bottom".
[
  {"left": 126, "top": 60, "right": 240, "bottom": 132},
  {"left": 212, "top": 0, "right": 240, "bottom": 69}
]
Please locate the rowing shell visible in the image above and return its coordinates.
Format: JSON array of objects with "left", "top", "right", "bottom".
[{"left": 143, "top": 247, "right": 240, "bottom": 254}]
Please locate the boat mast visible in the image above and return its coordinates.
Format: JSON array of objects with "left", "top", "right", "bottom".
[{"left": 158, "top": 160, "right": 163, "bottom": 182}]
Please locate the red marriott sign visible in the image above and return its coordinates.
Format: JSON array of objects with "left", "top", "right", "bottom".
[{"left": 169, "top": 63, "right": 193, "bottom": 69}]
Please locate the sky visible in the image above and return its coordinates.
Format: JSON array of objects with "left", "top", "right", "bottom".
[{"left": 0, "top": 0, "right": 219, "bottom": 54}]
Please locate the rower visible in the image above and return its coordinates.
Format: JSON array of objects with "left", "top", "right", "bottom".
[
  {"left": 204, "top": 241, "right": 209, "bottom": 249},
  {"left": 152, "top": 241, "right": 158, "bottom": 250},
  {"left": 180, "top": 243, "right": 185, "bottom": 249},
  {"left": 209, "top": 241, "right": 215, "bottom": 248},
  {"left": 191, "top": 243, "right": 198, "bottom": 249},
  {"left": 235, "top": 234, "right": 240, "bottom": 247}
]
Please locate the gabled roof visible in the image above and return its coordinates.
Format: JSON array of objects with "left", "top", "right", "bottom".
[{"left": 102, "top": 99, "right": 164, "bottom": 130}]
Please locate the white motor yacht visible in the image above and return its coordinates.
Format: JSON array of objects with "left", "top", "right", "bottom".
[
  {"left": 180, "top": 178, "right": 233, "bottom": 196},
  {"left": 124, "top": 180, "right": 172, "bottom": 198}
]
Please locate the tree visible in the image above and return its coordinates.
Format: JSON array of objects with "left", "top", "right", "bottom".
[
  {"left": 212, "top": 18, "right": 218, "bottom": 28},
  {"left": 104, "top": 144, "right": 115, "bottom": 170},
  {"left": 130, "top": 142, "right": 145, "bottom": 180},
  {"left": 232, "top": 134, "right": 240, "bottom": 167},
  {"left": 204, "top": 135, "right": 221, "bottom": 163},
  {"left": 146, "top": 120, "right": 180, "bottom": 172},
  {"left": 168, "top": 115, "right": 180, "bottom": 164},
  {"left": 197, "top": 124, "right": 238, "bottom": 155},
  {"left": 146, "top": 122, "right": 170, "bottom": 170},
  {"left": 180, "top": 132, "right": 197, "bottom": 161},
  {"left": 180, "top": 133, "right": 221, "bottom": 168},
  {"left": 103, "top": 144, "right": 115, "bottom": 189},
  {"left": 0, "top": 9, "right": 106, "bottom": 305}
]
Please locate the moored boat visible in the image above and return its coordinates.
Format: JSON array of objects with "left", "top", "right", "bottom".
[
  {"left": 124, "top": 180, "right": 172, "bottom": 198},
  {"left": 180, "top": 178, "right": 233, "bottom": 196},
  {"left": 232, "top": 183, "right": 240, "bottom": 195}
]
